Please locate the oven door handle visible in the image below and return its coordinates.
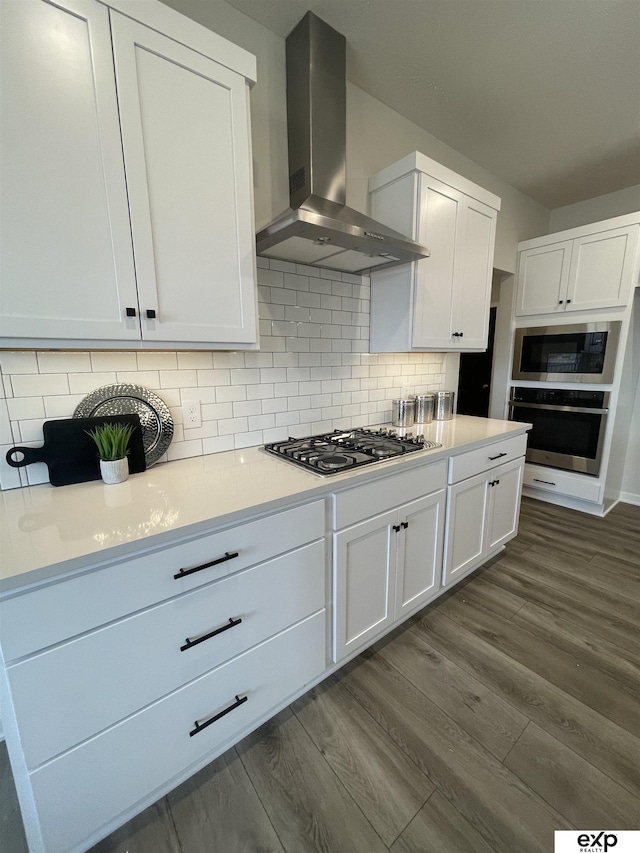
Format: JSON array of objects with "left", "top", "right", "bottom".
[{"left": 508, "top": 402, "right": 609, "bottom": 415}]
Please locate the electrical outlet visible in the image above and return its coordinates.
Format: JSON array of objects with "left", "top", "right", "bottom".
[{"left": 182, "top": 400, "right": 202, "bottom": 429}]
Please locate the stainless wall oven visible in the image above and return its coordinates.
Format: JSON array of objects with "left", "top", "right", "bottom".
[
  {"left": 512, "top": 321, "right": 620, "bottom": 383},
  {"left": 508, "top": 387, "right": 609, "bottom": 476}
]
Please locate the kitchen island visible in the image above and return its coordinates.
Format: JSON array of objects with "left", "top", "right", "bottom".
[{"left": 0, "top": 416, "right": 529, "bottom": 853}]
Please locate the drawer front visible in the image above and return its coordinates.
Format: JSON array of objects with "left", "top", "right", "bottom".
[
  {"left": 0, "top": 500, "right": 325, "bottom": 662},
  {"left": 29, "top": 611, "right": 326, "bottom": 853},
  {"left": 448, "top": 434, "right": 527, "bottom": 484},
  {"left": 9, "top": 540, "right": 325, "bottom": 770},
  {"left": 523, "top": 464, "right": 602, "bottom": 503},
  {"left": 333, "top": 460, "right": 446, "bottom": 529}
]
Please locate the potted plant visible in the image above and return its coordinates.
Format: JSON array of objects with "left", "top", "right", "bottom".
[{"left": 86, "top": 422, "right": 135, "bottom": 485}]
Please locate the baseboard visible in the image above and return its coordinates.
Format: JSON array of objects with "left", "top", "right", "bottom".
[{"left": 619, "top": 491, "right": 640, "bottom": 506}]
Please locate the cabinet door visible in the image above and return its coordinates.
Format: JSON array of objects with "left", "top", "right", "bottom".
[
  {"left": 395, "top": 491, "right": 446, "bottom": 619},
  {"left": 0, "top": 0, "right": 139, "bottom": 343},
  {"left": 566, "top": 225, "right": 639, "bottom": 311},
  {"left": 452, "top": 197, "right": 497, "bottom": 349},
  {"left": 486, "top": 458, "right": 524, "bottom": 552},
  {"left": 333, "top": 511, "right": 396, "bottom": 662},
  {"left": 111, "top": 13, "right": 257, "bottom": 345},
  {"left": 515, "top": 242, "right": 572, "bottom": 316},
  {"left": 443, "top": 470, "right": 488, "bottom": 586},
  {"left": 412, "top": 176, "right": 464, "bottom": 348}
]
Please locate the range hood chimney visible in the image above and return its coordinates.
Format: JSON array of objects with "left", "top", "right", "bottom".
[{"left": 256, "top": 12, "right": 429, "bottom": 275}]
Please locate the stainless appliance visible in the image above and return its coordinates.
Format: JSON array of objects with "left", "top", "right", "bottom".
[
  {"left": 512, "top": 321, "right": 621, "bottom": 383},
  {"left": 264, "top": 428, "right": 441, "bottom": 476},
  {"left": 508, "top": 387, "right": 609, "bottom": 476},
  {"left": 255, "top": 13, "right": 429, "bottom": 275}
]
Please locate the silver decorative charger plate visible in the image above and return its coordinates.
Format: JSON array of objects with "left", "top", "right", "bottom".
[{"left": 74, "top": 384, "right": 173, "bottom": 466}]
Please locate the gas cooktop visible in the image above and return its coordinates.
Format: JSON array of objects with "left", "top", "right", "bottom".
[{"left": 264, "top": 428, "right": 442, "bottom": 476}]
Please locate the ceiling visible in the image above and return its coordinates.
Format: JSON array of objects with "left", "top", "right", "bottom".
[{"left": 224, "top": 0, "right": 640, "bottom": 210}]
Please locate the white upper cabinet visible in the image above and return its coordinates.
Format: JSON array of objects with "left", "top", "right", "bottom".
[
  {"left": 515, "top": 217, "right": 640, "bottom": 317},
  {"left": 0, "top": 0, "right": 140, "bottom": 343},
  {"left": 0, "top": 0, "right": 258, "bottom": 350},
  {"left": 368, "top": 152, "right": 500, "bottom": 352}
]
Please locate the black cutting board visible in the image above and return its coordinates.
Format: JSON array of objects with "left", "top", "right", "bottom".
[{"left": 5, "top": 415, "right": 146, "bottom": 486}]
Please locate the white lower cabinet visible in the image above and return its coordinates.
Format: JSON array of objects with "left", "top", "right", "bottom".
[
  {"left": 0, "top": 501, "right": 327, "bottom": 853},
  {"left": 332, "top": 464, "right": 447, "bottom": 663},
  {"left": 444, "top": 456, "right": 524, "bottom": 587}
]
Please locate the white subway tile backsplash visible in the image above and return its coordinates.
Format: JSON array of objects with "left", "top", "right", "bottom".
[
  {"left": 197, "top": 369, "right": 230, "bottom": 386},
  {"left": 115, "top": 371, "right": 158, "bottom": 388},
  {"left": 37, "top": 352, "right": 91, "bottom": 373},
  {"left": 90, "top": 352, "right": 138, "bottom": 372},
  {"left": 176, "top": 351, "right": 213, "bottom": 370},
  {"left": 216, "top": 385, "right": 247, "bottom": 403},
  {"left": 7, "top": 397, "right": 45, "bottom": 421},
  {"left": 0, "top": 352, "right": 38, "bottom": 374},
  {"left": 12, "top": 373, "right": 70, "bottom": 397},
  {"left": 202, "top": 435, "right": 234, "bottom": 454},
  {"left": 246, "top": 383, "right": 275, "bottom": 401},
  {"left": 1, "top": 260, "right": 448, "bottom": 489},
  {"left": 233, "top": 400, "right": 262, "bottom": 418},
  {"left": 218, "top": 416, "right": 248, "bottom": 436},
  {"left": 137, "top": 352, "right": 177, "bottom": 371},
  {"left": 159, "top": 370, "right": 197, "bottom": 389},
  {"left": 214, "top": 352, "right": 246, "bottom": 369}
]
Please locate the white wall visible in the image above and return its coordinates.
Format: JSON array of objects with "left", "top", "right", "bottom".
[
  {"left": 549, "top": 184, "right": 640, "bottom": 232},
  {"left": 161, "top": 0, "right": 550, "bottom": 273}
]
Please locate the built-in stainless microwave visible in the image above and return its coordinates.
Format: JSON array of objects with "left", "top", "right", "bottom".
[{"left": 512, "top": 321, "right": 621, "bottom": 384}]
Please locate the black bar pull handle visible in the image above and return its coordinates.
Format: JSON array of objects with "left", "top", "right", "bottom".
[
  {"left": 393, "top": 524, "right": 401, "bottom": 532},
  {"left": 402, "top": 521, "right": 409, "bottom": 529},
  {"left": 180, "top": 617, "right": 242, "bottom": 652},
  {"left": 488, "top": 451, "right": 507, "bottom": 461},
  {"left": 533, "top": 478, "right": 557, "bottom": 486},
  {"left": 190, "top": 694, "right": 247, "bottom": 737},
  {"left": 174, "top": 551, "right": 239, "bottom": 579}
]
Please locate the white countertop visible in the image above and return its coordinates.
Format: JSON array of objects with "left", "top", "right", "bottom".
[{"left": 0, "top": 417, "right": 528, "bottom": 590}]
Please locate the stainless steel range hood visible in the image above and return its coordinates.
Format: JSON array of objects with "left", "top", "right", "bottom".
[{"left": 256, "top": 12, "right": 429, "bottom": 275}]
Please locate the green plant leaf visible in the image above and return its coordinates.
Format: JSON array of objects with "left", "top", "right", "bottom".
[{"left": 86, "top": 422, "right": 134, "bottom": 461}]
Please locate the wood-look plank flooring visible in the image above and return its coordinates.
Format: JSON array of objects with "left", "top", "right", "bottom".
[{"left": 2, "top": 497, "right": 639, "bottom": 852}]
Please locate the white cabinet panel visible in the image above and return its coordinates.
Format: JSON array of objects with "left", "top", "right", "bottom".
[
  {"left": 515, "top": 221, "right": 639, "bottom": 317},
  {"left": 454, "top": 197, "right": 497, "bottom": 348},
  {"left": 29, "top": 611, "right": 326, "bottom": 853},
  {"left": 486, "top": 460, "right": 524, "bottom": 552},
  {"left": 412, "top": 178, "right": 462, "bottom": 348},
  {"left": 111, "top": 13, "right": 257, "bottom": 344},
  {"left": 444, "top": 457, "right": 525, "bottom": 588},
  {"left": 368, "top": 156, "right": 500, "bottom": 352},
  {"left": 1, "top": 0, "right": 258, "bottom": 350},
  {"left": 333, "top": 512, "right": 395, "bottom": 662},
  {"left": 395, "top": 491, "right": 445, "bottom": 618},
  {"left": 515, "top": 242, "right": 572, "bottom": 316},
  {"left": 566, "top": 226, "right": 639, "bottom": 311},
  {"left": 444, "top": 472, "right": 488, "bottom": 584},
  {"left": 7, "top": 540, "right": 325, "bottom": 770},
  {"left": 333, "top": 466, "right": 447, "bottom": 662},
  {"left": 0, "top": 0, "right": 138, "bottom": 341}
]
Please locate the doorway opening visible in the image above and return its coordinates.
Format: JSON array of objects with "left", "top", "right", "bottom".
[{"left": 457, "top": 307, "right": 497, "bottom": 417}]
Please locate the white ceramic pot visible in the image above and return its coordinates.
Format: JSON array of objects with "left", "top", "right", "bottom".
[{"left": 99, "top": 457, "right": 129, "bottom": 485}]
